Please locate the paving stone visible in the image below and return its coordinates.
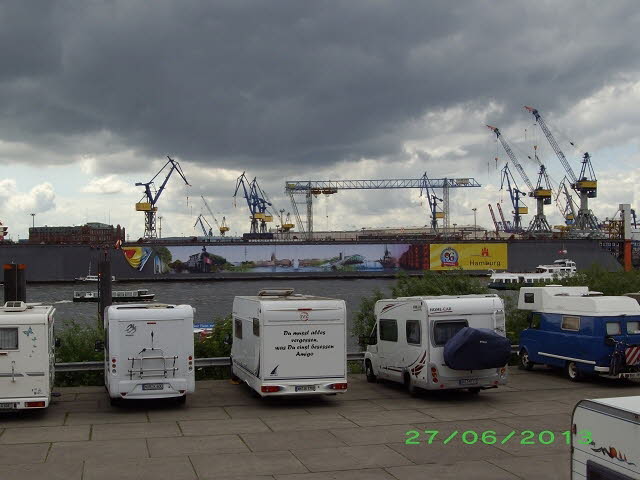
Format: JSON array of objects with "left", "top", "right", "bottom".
[
  {"left": 303, "top": 399, "right": 385, "bottom": 415},
  {"left": 148, "top": 406, "right": 230, "bottom": 422},
  {"left": 225, "top": 405, "right": 313, "bottom": 419},
  {"left": 65, "top": 411, "right": 149, "bottom": 425},
  {"left": 0, "top": 410, "right": 67, "bottom": 428},
  {"left": 47, "top": 438, "right": 149, "bottom": 462},
  {"left": 290, "top": 445, "right": 412, "bottom": 472},
  {"left": 386, "top": 440, "right": 513, "bottom": 465},
  {"left": 328, "top": 424, "right": 417, "bottom": 446},
  {"left": 0, "top": 425, "right": 89, "bottom": 444},
  {"left": 148, "top": 434, "right": 249, "bottom": 457},
  {"left": 410, "top": 418, "right": 520, "bottom": 435},
  {"left": 0, "top": 442, "right": 49, "bottom": 464},
  {"left": 488, "top": 453, "right": 571, "bottom": 480},
  {"left": 0, "top": 461, "right": 83, "bottom": 480},
  {"left": 490, "top": 435, "right": 570, "bottom": 457},
  {"left": 84, "top": 456, "right": 196, "bottom": 480},
  {"left": 91, "top": 421, "right": 181, "bottom": 440},
  {"left": 275, "top": 468, "right": 397, "bottom": 479},
  {"left": 386, "top": 460, "right": 520, "bottom": 479},
  {"left": 49, "top": 400, "right": 101, "bottom": 413},
  {"left": 262, "top": 414, "right": 357, "bottom": 432},
  {"left": 494, "top": 413, "right": 572, "bottom": 433},
  {"left": 498, "top": 400, "right": 573, "bottom": 416},
  {"left": 241, "top": 429, "right": 346, "bottom": 452},
  {"left": 340, "top": 409, "right": 433, "bottom": 427},
  {"left": 180, "top": 417, "right": 270, "bottom": 436},
  {"left": 418, "top": 405, "right": 513, "bottom": 421},
  {"left": 190, "top": 451, "right": 308, "bottom": 478}
]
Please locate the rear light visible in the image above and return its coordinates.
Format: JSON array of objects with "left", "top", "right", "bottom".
[
  {"left": 329, "top": 383, "right": 348, "bottom": 390},
  {"left": 179, "top": 390, "right": 185, "bottom": 394},
  {"left": 432, "top": 377, "right": 438, "bottom": 383},
  {"left": 500, "top": 367, "right": 506, "bottom": 375},
  {"left": 25, "top": 401, "right": 45, "bottom": 408},
  {"left": 188, "top": 355, "right": 193, "bottom": 361},
  {"left": 188, "top": 355, "right": 193, "bottom": 371},
  {"left": 430, "top": 367, "right": 437, "bottom": 373},
  {"left": 261, "top": 386, "right": 281, "bottom": 393},
  {"left": 430, "top": 365, "right": 439, "bottom": 383}
]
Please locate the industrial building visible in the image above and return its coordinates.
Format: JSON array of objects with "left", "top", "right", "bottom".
[{"left": 28, "top": 222, "right": 126, "bottom": 245}]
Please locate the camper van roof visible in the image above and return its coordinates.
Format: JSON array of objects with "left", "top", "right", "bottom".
[
  {"left": 519, "top": 286, "right": 640, "bottom": 316},
  {"left": 395, "top": 294, "right": 499, "bottom": 301},
  {"left": 591, "top": 396, "right": 640, "bottom": 415},
  {"left": 237, "top": 294, "right": 336, "bottom": 302},
  {"left": 0, "top": 303, "right": 54, "bottom": 324}
]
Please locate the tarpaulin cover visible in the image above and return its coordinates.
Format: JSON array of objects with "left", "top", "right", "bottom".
[{"left": 443, "top": 327, "right": 511, "bottom": 370}]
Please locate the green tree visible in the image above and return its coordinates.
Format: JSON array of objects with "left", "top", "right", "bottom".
[{"left": 155, "top": 246, "right": 172, "bottom": 265}]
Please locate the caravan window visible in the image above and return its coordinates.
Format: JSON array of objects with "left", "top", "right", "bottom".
[
  {"left": 605, "top": 322, "right": 621, "bottom": 335},
  {"left": 379, "top": 319, "right": 398, "bottom": 342},
  {"left": 0, "top": 328, "right": 18, "bottom": 350},
  {"left": 586, "top": 459, "right": 634, "bottom": 480},
  {"left": 234, "top": 318, "right": 243, "bottom": 339},
  {"left": 406, "top": 320, "right": 421, "bottom": 345},
  {"left": 524, "top": 293, "right": 535, "bottom": 304},
  {"left": 433, "top": 321, "right": 468, "bottom": 346},
  {"left": 627, "top": 321, "right": 640, "bottom": 334},
  {"left": 561, "top": 316, "right": 580, "bottom": 331}
]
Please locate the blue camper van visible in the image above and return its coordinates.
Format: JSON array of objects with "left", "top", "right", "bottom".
[{"left": 518, "top": 286, "right": 640, "bottom": 381}]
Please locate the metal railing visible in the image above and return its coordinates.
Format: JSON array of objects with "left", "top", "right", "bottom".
[{"left": 55, "top": 349, "right": 519, "bottom": 373}]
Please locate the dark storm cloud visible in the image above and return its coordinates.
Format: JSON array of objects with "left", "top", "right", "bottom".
[{"left": 1, "top": 1, "right": 639, "bottom": 170}]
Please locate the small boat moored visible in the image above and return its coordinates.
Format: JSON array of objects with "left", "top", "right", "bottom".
[
  {"left": 488, "top": 259, "right": 577, "bottom": 290},
  {"left": 73, "top": 289, "right": 155, "bottom": 303}
]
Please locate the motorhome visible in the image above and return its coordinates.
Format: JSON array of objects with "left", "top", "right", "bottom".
[
  {"left": 231, "top": 289, "right": 347, "bottom": 397},
  {"left": 364, "top": 294, "right": 510, "bottom": 394},
  {"left": 102, "top": 303, "right": 195, "bottom": 404},
  {"left": 571, "top": 396, "right": 640, "bottom": 479},
  {"left": 518, "top": 286, "right": 640, "bottom": 381},
  {"left": 0, "top": 301, "right": 56, "bottom": 410}
]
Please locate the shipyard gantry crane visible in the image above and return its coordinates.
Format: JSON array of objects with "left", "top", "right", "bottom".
[
  {"left": 285, "top": 177, "right": 481, "bottom": 239},
  {"left": 233, "top": 173, "right": 274, "bottom": 234},
  {"left": 486, "top": 125, "right": 552, "bottom": 233},
  {"left": 524, "top": 106, "right": 600, "bottom": 232},
  {"left": 135, "top": 156, "right": 190, "bottom": 238},
  {"left": 200, "top": 195, "right": 230, "bottom": 236},
  {"left": 499, "top": 164, "right": 528, "bottom": 232},
  {"left": 420, "top": 173, "right": 445, "bottom": 232},
  {"left": 194, "top": 214, "right": 213, "bottom": 237}
]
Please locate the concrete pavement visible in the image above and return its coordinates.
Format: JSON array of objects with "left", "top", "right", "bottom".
[{"left": 0, "top": 367, "right": 639, "bottom": 480}]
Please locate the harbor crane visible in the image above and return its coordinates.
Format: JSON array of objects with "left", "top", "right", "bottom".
[
  {"left": 524, "top": 106, "right": 600, "bottom": 232},
  {"left": 200, "top": 195, "right": 230, "bottom": 236},
  {"left": 285, "top": 177, "right": 481, "bottom": 239},
  {"left": 233, "top": 173, "right": 274, "bottom": 234},
  {"left": 135, "top": 156, "right": 190, "bottom": 239},
  {"left": 487, "top": 125, "right": 552, "bottom": 233},
  {"left": 420, "top": 172, "right": 445, "bottom": 232},
  {"left": 194, "top": 214, "right": 213, "bottom": 237},
  {"left": 500, "top": 164, "right": 528, "bottom": 232}
]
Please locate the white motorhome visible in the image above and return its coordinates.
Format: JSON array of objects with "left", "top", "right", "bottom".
[
  {"left": 103, "top": 303, "right": 195, "bottom": 404},
  {"left": 364, "top": 294, "right": 509, "bottom": 394},
  {"left": 231, "top": 289, "right": 347, "bottom": 397},
  {"left": 572, "top": 396, "right": 640, "bottom": 479},
  {"left": 0, "top": 301, "right": 56, "bottom": 410}
]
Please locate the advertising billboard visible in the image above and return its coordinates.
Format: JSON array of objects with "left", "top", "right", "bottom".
[{"left": 429, "top": 243, "right": 508, "bottom": 271}]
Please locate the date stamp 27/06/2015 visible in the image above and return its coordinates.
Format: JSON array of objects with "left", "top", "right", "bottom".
[{"left": 405, "top": 429, "right": 592, "bottom": 446}]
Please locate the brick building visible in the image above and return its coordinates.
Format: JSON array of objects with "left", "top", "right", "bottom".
[{"left": 28, "top": 222, "right": 126, "bottom": 245}]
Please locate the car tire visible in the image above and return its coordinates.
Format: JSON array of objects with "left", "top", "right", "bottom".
[
  {"left": 565, "top": 361, "right": 583, "bottom": 382},
  {"left": 230, "top": 356, "right": 240, "bottom": 382},
  {"left": 365, "top": 360, "right": 377, "bottom": 383},
  {"left": 109, "top": 396, "right": 121, "bottom": 407},
  {"left": 176, "top": 394, "right": 187, "bottom": 405},
  {"left": 468, "top": 387, "right": 481, "bottom": 395},
  {"left": 519, "top": 349, "right": 535, "bottom": 371}
]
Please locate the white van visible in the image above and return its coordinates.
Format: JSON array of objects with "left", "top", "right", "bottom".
[
  {"left": 231, "top": 289, "right": 347, "bottom": 397},
  {"left": 572, "top": 396, "right": 640, "bottom": 479},
  {"left": 364, "top": 294, "right": 509, "bottom": 394},
  {"left": 0, "top": 301, "right": 56, "bottom": 410},
  {"left": 103, "top": 304, "right": 195, "bottom": 404}
]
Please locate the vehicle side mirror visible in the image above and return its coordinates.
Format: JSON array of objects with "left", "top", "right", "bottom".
[
  {"left": 94, "top": 340, "right": 105, "bottom": 352},
  {"left": 605, "top": 337, "right": 616, "bottom": 347},
  {"left": 54, "top": 338, "right": 61, "bottom": 349},
  {"left": 223, "top": 334, "right": 232, "bottom": 345}
]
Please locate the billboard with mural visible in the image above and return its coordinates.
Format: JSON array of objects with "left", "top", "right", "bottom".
[
  {"left": 124, "top": 243, "right": 432, "bottom": 275},
  {"left": 429, "top": 243, "right": 508, "bottom": 271}
]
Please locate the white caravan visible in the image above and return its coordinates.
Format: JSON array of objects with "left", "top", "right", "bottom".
[
  {"left": 231, "top": 289, "right": 347, "bottom": 396},
  {"left": 364, "top": 294, "right": 509, "bottom": 393},
  {"left": 103, "top": 304, "right": 195, "bottom": 404},
  {"left": 572, "top": 396, "right": 640, "bottom": 479},
  {"left": 0, "top": 301, "right": 56, "bottom": 410}
]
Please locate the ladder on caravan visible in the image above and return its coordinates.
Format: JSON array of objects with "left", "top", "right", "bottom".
[{"left": 127, "top": 331, "right": 178, "bottom": 380}]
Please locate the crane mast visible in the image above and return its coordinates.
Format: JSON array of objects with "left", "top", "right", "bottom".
[
  {"left": 524, "top": 106, "right": 599, "bottom": 233},
  {"left": 194, "top": 214, "right": 213, "bottom": 237},
  {"left": 420, "top": 172, "right": 445, "bottom": 232},
  {"left": 499, "top": 164, "right": 528, "bottom": 232},
  {"left": 234, "top": 172, "right": 274, "bottom": 235}
]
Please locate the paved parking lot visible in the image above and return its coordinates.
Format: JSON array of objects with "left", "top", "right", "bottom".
[{"left": 1, "top": 367, "right": 639, "bottom": 480}]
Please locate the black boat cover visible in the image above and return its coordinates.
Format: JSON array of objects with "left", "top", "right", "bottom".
[{"left": 443, "top": 327, "right": 511, "bottom": 370}]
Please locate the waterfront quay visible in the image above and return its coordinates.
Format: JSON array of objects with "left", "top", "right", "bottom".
[{"left": 1, "top": 368, "right": 638, "bottom": 480}]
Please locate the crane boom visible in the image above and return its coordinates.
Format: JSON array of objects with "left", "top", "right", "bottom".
[
  {"left": 487, "top": 125, "right": 534, "bottom": 191},
  {"left": 420, "top": 172, "right": 444, "bottom": 231}
]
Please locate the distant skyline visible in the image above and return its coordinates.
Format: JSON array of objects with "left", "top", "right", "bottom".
[{"left": 1, "top": 1, "right": 639, "bottom": 240}]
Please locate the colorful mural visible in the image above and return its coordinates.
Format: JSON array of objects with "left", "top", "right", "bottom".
[{"left": 122, "top": 246, "right": 153, "bottom": 271}]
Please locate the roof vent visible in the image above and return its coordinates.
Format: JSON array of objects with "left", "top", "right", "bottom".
[
  {"left": 2, "top": 301, "right": 28, "bottom": 312},
  {"left": 258, "top": 288, "right": 294, "bottom": 297}
]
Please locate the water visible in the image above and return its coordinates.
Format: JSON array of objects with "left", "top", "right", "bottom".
[{"left": 11, "top": 279, "right": 397, "bottom": 348}]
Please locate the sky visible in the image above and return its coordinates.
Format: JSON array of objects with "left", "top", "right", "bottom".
[{"left": 1, "top": 1, "right": 640, "bottom": 240}]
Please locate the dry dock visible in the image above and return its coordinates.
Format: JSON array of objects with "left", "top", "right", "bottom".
[{"left": 1, "top": 368, "right": 638, "bottom": 480}]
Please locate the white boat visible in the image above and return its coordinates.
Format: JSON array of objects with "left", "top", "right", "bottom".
[
  {"left": 74, "top": 274, "right": 116, "bottom": 282},
  {"left": 488, "top": 259, "right": 576, "bottom": 290}
]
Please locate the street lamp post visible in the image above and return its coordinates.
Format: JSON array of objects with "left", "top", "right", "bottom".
[
  {"left": 472, "top": 208, "right": 477, "bottom": 239},
  {"left": 30, "top": 213, "right": 35, "bottom": 228}
]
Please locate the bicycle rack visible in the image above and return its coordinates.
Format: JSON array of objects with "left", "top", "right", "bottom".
[{"left": 127, "top": 331, "right": 178, "bottom": 380}]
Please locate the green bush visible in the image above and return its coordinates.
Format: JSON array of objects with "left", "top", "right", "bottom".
[
  {"left": 194, "top": 315, "right": 233, "bottom": 380},
  {"left": 352, "top": 288, "right": 385, "bottom": 347},
  {"left": 558, "top": 266, "right": 640, "bottom": 295},
  {"left": 55, "top": 318, "right": 104, "bottom": 387}
]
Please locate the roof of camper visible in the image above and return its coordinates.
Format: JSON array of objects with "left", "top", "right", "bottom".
[
  {"left": 590, "top": 396, "right": 640, "bottom": 415},
  {"left": 0, "top": 303, "right": 54, "bottom": 325},
  {"left": 394, "top": 294, "right": 499, "bottom": 301},
  {"left": 237, "top": 294, "right": 338, "bottom": 302},
  {"left": 521, "top": 286, "right": 640, "bottom": 315}
]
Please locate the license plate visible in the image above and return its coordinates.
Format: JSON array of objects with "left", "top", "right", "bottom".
[
  {"left": 295, "top": 385, "right": 316, "bottom": 392},
  {"left": 0, "top": 402, "right": 14, "bottom": 409},
  {"left": 142, "top": 383, "right": 164, "bottom": 391},
  {"left": 459, "top": 378, "right": 478, "bottom": 386}
]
